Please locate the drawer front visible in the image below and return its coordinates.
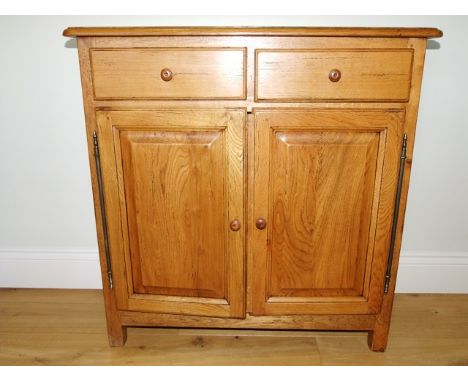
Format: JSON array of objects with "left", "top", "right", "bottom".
[
  {"left": 256, "top": 49, "right": 413, "bottom": 102},
  {"left": 90, "top": 48, "right": 246, "bottom": 100}
]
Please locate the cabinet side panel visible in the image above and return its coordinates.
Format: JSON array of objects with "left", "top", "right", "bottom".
[
  {"left": 368, "top": 38, "right": 428, "bottom": 351},
  {"left": 77, "top": 37, "right": 127, "bottom": 345}
]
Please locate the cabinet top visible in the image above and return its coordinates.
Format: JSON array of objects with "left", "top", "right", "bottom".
[{"left": 63, "top": 26, "right": 443, "bottom": 38}]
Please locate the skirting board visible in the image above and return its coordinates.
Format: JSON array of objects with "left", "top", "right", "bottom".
[
  {"left": 0, "top": 250, "right": 102, "bottom": 289},
  {"left": 0, "top": 249, "right": 467, "bottom": 293}
]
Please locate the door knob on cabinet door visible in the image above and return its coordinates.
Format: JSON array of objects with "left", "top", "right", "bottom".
[
  {"left": 230, "top": 219, "right": 241, "bottom": 231},
  {"left": 255, "top": 218, "right": 267, "bottom": 230}
]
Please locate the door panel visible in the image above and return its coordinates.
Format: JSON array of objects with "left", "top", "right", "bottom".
[
  {"left": 96, "top": 109, "right": 245, "bottom": 318},
  {"left": 251, "top": 109, "right": 404, "bottom": 315},
  {"left": 120, "top": 130, "right": 226, "bottom": 299},
  {"left": 270, "top": 130, "right": 380, "bottom": 298}
]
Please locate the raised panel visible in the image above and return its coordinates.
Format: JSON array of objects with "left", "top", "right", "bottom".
[
  {"left": 251, "top": 109, "right": 404, "bottom": 315},
  {"left": 119, "top": 129, "right": 226, "bottom": 299},
  {"left": 96, "top": 109, "right": 245, "bottom": 318},
  {"left": 269, "top": 130, "right": 380, "bottom": 298}
]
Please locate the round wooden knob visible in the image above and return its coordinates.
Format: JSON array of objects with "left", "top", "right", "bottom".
[
  {"left": 230, "top": 219, "right": 241, "bottom": 232},
  {"left": 160, "top": 68, "right": 173, "bottom": 81},
  {"left": 255, "top": 218, "right": 267, "bottom": 230},
  {"left": 329, "top": 69, "right": 341, "bottom": 82}
]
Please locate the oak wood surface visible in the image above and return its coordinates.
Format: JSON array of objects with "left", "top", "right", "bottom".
[
  {"left": 119, "top": 129, "right": 226, "bottom": 299},
  {"left": 70, "top": 29, "right": 439, "bottom": 350},
  {"left": 268, "top": 131, "right": 379, "bottom": 297},
  {"left": 76, "top": 37, "right": 127, "bottom": 346},
  {"left": 86, "top": 35, "right": 413, "bottom": 52},
  {"left": 95, "top": 109, "right": 245, "bottom": 318},
  {"left": 251, "top": 109, "right": 404, "bottom": 316},
  {"left": 119, "top": 311, "right": 376, "bottom": 331},
  {"left": 0, "top": 289, "right": 466, "bottom": 365},
  {"left": 63, "top": 26, "right": 443, "bottom": 38},
  {"left": 367, "top": 37, "right": 429, "bottom": 351},
  {"left": 90, "top": 48, "right": 246, "bottom": 100},
  {"left": 256, "top": 49, "right": 413, "bottom": 102}
]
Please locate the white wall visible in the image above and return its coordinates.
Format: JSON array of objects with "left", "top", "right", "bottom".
[{"left": 0, "top": 16, "right": 467, "bottom": 292}]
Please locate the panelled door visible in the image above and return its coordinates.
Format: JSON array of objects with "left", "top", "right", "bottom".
[
  {"left": 95, "top": 109, "right": 245, "bottom": 318},
  {"left": 251, "top": 108, "right": 405, "bottom": 315}
]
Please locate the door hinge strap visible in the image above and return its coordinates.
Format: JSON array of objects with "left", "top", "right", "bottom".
[
  {"left": 93, "top": 131, "right": 113, "bottom": 289},
  {"left": 384, "top": 133, "right": 408, "bottom": 294}
]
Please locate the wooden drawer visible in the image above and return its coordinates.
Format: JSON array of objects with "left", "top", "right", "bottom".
[
  {"left": 90, "top": 48, "right": 246, "bottom": 100},
  {"left": 256, "top": 49, "right": 413, "bottom": 102}
]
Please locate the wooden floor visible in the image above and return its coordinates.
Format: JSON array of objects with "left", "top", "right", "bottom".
[{"left": 0, "top": 289, "right": 467, "bottom": 365}]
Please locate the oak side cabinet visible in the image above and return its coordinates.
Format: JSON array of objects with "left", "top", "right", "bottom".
[{"left": 63, "top": 26, "right": 442, "bottom": 352}]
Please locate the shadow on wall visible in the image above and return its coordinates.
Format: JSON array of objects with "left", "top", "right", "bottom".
[
  {"left": 427, "top": 40, "right": 440, "bottom": 50},
  {"left": 64, "top": 39, "right": 77, "bottom": 48}
]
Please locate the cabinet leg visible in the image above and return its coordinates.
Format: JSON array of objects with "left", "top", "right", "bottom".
[
  {"left": 367, "top": 324, "right": 390, "bottom": 352},
  {"left": 368, "top": 291, "right": 395, "bottom": 352},
  {"left": 107, "top": 324, "right": 127, "bottom": 347},
  {"left": 101, "top": 286, "right": 127, "bottom": 347}
]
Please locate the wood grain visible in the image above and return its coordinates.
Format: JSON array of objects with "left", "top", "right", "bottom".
[
  {"left": 269, "top": 131, "right": 380, "bottom": 297},
  {"left": 85, "top": 35, "right": 413, "bottom": 53},
  {"left": 63, "top": 26, "right": 443, "bottom": 38},
  {"left": 367, "top": 37, "right": 430, "bottom": 352},
  {"left": 95, "top": 109, "right": 245, "bottom": 318},
  {"left": 251, "top": 109, "right": 404, "bottom": 316},
  {"left": 90, "top": 48, "right": 246, "bottom": 100},
  {"left": 69, "top": 29, "right": 440, "bottom": 350},
  {"left": 1, "top": 289, "right": 466, "bottom": 365},
  {"left": 119, "top": 311, "right": 376, "bottom": 331},
  {"left": 119, "top": 129, "right": 226, "bottom": 299},
  {"left": 77, "top": 37, "right": 127, "bottom": 346},
  {"left": 256, "top": 49, "right": 413, "bottom": 102}
]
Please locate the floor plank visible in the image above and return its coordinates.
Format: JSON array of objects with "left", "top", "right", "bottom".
[{"left": 0, "top": 289, "right": 467, "bottom": 365}]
